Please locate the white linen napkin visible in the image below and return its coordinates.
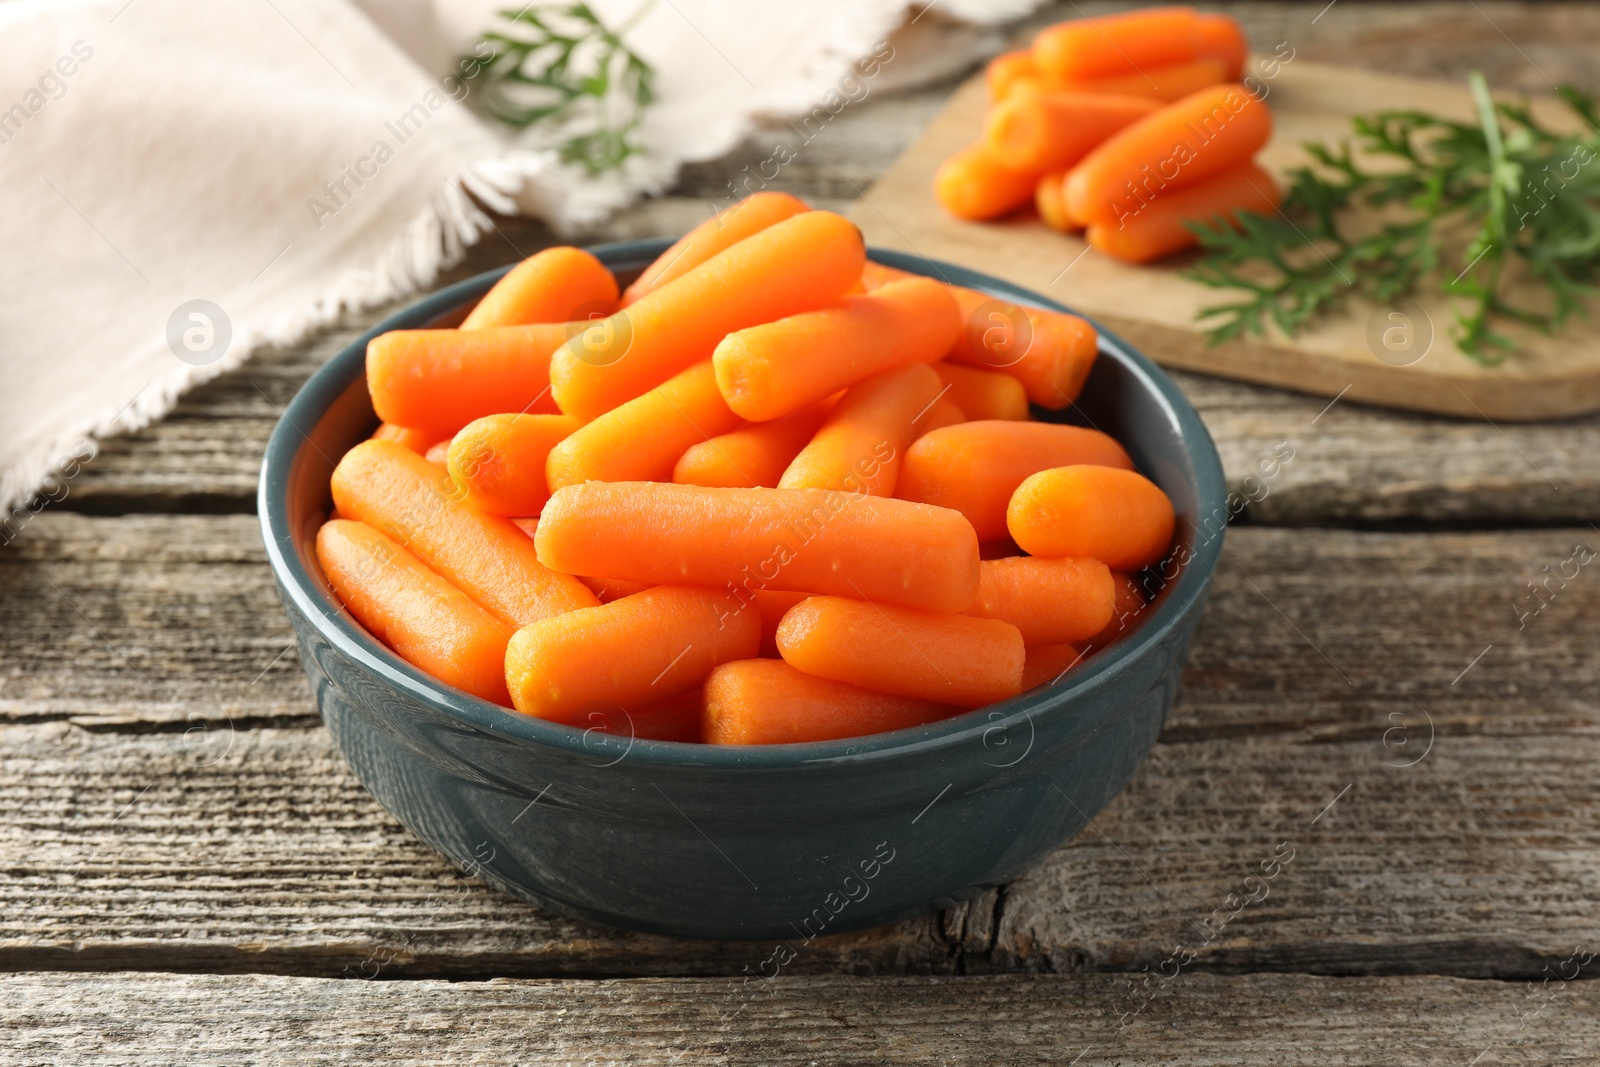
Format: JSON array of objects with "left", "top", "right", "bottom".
[{"left": 0, "top": 0, "right": 1037, "bottom": 517}]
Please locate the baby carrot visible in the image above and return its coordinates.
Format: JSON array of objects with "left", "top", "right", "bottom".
[
  {"left": 1008, "top": 465, "right": 1176, "bottom": 570},
  {"left": 970, "top": 556, "right": 1114, "bottom": 645},
  {"left": 366, "top": 325, "right": 567, "bottom": 433},
  {"left": 504, "top": 585, "right": 761, "bottom": 724},
  {"left": 1059, "top": 56, "right": 1228, "bottom": 103},
  {"left": 1087, "top": 162, "right": 1281, "bottom": 263},
  {"left": 1022, "top": 642, "right": 1085, "bottom": 690},
  {"left": 536, "top": 481, "right": 981, "bottom": 613},
  {"left": 621, "top": 191, "right": 810, "bottom": 306},
  {"left": 1086, "top": 571, "right": 1148, "bottom": 648},
  {"left": 1064, "top": 83, "right": 1273, "bottom": 228},
  {"left": 934, "top": 142, "right": 1042, "bottom": 221},
  {"left": 779, "top": 364, "right": 943, "bottom": 496},
  {"left": 855, "top": 262, "right": 1099, "bottom": 408},
  {"left": 1198, "top": 14, "right": 1247, "bottom": 79},
  {"left": 372, "top": 422, "right": 449, "bottom": 454},
  {"left": 987, "top": 49, "right": 1041, "bottom": 101},
  {"left": 913, "top": 397, "right": 967, "bottom": 438},
  {"left": 331, "top": 439, "right": 599, "bottom": 627},
  {"left": 898, "top": 421, "right": 1134, "bottom": 541},
  {"left": 423, "top": 437, "right": 452, "bottom": 466},
  {"left": 673, "top": 399, "right": 835, "bottom": 490},
  {"left": 932, "top": 363, "right": 1028, "bottom": 422},
  {"left": 447, "top": 413, "right": 582, "bottom": 516},
  {"left": 776, "top": 596, "right": 1024, "bottom": 708},
  {"left": 316, "top": 519, "right": 512, "bottom": 705},
  {"left": 582, "top": 687, "right": 705, "bottom": 743},
  {"left": 1035, "top": 171, "right": 1082, "bottom": 232},
  {"left": 549, "top": 210, "right": 866, "bottom": 420},
  {"left": 985, "top": 89, "right": 1160, "bottom": 174},
  {"left": 1034, "top": 7, "right": 1201, "bottom": 82},
  {"left": 704, "top": 659, "right": 959, "bottom": 745},
  {"left": 546, "top": 361, "right": 741, "bottom": 489},
  {"left": 714, "top": 278, "right": 960, "bottom": 421},
  {"left": 579, "top": 575, "right": 655, "bottom": 603},
  {"left": 461, "top": 247, "right": 618, "bottom": 329},
  {"left": 753, "top": 588, "right": 809, "bottom": 658}
]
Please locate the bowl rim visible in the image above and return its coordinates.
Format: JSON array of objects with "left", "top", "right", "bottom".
[{"left": 259, "top": 237, "right": 1227, "bottom": 771}]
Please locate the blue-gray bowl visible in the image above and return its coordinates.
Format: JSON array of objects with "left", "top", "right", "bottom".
[{"left": 258, "top": 239, "right": 1226, "bottom": 941}]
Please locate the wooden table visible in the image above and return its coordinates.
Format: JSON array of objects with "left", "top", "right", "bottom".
[{"left": 5, "top": 4, "right": 1599, "bottom": 1062}]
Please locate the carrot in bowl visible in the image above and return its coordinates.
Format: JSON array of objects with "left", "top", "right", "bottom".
[
  {"left": 1021, "top": 642, "right": 1086, "bottom": 690},
  {"left": 366, "top": 325, "right": 568, "bottom": 434},
  {"left": 673, "top": 399, "right": 835, "bottom": 490},
  {"left": 1033, "top": 6, "right": 1201, "bottom": 82},
  {"left": 1064, "top": 82, "right": 1273, "bottom": 229},
  {"left": 1087, "top": 162, "right": 1282, "bottom": 264},
  {"left": 546, "top": 361, "right": 741, "bottom": 490},
  {"left": 897, "top": 420, "right": 1134, "bottom": 541},
  {"left": 932, "top": 363, "right": 1029, "bottom": 422},
  {"left": 372, "top": 422, "right": 449, "bottom": 455},
  {"left": 447, "top": 413, "right": 581, "bottom": 517},
  {"left": 913, "top": 397, "right": 967, "bottom": 438},
  {"left": 704, "top": 659, "right": 960, "bottom": 745},
  {"left": 985, "top": 89, "right": 1160, "bottom": 174},
  {"left": 316, "top": 519, "right": 512, "bottom": 705},
  {"left": 331, "top": 439, "right": 598, "bottom": 627},
  {"left": 549, "top": 210, "right": 866, "bottom": 420},
  {"left": 504, "top": 585, "right": 760, "bottom": 725},
  {"left": 714, "top": 277, "right": 960, "bottom": 421},
  {"left": 621, "top": 191, "right": 810, "bottom": 306},
  {"left": 535, "top": 481, "right": 981, "bottom": 613},
  {"left": 934, "top": 141, "right": 1042, "bottom": 221},
  {"left": 581, "top": 687, "right": 706, "bottom": 743},
  {"left": 461, "top": 246, "right": 618, "bottom": 329},
  {"left": 422, "top": 436, "right": 453, "bottom": 467},
  {"left": 971, "top": 556, "right": 1114, "bottom": 646},
  {"left": 776, "top": 596, "right": 1025, "bottom": 708},
  {"left": 1085, "top": 571, "right": 1149, "bottom": 649},
  {"left": 779, "top": 364, "right": 943, "bottom": 497},
  {"left": 1008, "top": 465, "right": 1176, "bottom": 570}
]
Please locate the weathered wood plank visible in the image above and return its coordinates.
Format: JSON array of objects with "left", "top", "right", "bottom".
[
  {"left": 4, "top": 713, "right": 1597, "bottom": 980},
  {"left": 5, "top": 514, "right": 1595, "bottom": 740},
  {"left": 4, "top": 971, "right": 1597, "bottom": 1065}
]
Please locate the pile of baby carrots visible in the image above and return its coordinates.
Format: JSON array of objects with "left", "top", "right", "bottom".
[
  {"left": 935, "top": 6, "right": 1281, "bottom": 263},
  {"left": 317, "top": 191, "right": 1177, "bottom": 746}
]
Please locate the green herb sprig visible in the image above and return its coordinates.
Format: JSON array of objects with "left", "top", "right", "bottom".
[
  {"left": 459, "top": 3, "right": 656, "bottom": 175},
  {"left": 1184, "top": 73, "right": 1600, "bottom": 364}
]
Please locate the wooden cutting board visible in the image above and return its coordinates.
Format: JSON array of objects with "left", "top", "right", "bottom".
[{"left": 850, "top": 60, "right": 1600, "bottom": 421}]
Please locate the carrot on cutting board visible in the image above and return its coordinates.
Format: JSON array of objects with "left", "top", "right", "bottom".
[
  {"left": 505, "top": 585, "right": 761, "bottom": 724},
  {"left": 372, "top": 422, "right": 449, "bottom": 455},
  {"left": 621, "top": 191, "right": 810, "bottom": 306},
  {"left": 776, "top": 596, "right": 1025, "bottom": 708},
  {"left": 971, "top": 556, "right": 1114, "bottom": 646},
  {"left": 935, "top": 142, "right": 1042, "bottom": 221},
  {"left": 897, "top": 421, "right": 1133, "bottom": 541},
  {"left": 366, "top": 325, "right": 568, "bottom": 434},
  {"left": 1033, "top": 6, "right": 1201, "bottom": 82},
  {"left": 316, "top": 520, "right": 512, "bottom": 705},
  {"left": 1022, "top": 642, "right": 1085, "bottom": 690},
  {"left": 1058, "top": 56, "right": 1229, "bottom": 103},
  {"left": 1035, "top": 170, "right": 1085, "bottom": 232},
  {"left": 447, "top": 413, "right": 581, "bottom": 517},
  {"left": 673, "top": 400, "right": 835, "bottom": 490},
  {"left": 331, "top": 439, "right": 599, "bottom": 627},
  {"left": 1197, "top": 13, "right": 1247, "bottom": 80},
  {"left": 1087, "top": 162, "right": 1282, "bottom": 263},
  {"left": 714, "top": 277, "right": 960, "bottom": 421},
  {"left": 779, "top": 363, "right": 943, "bottom": 497},
  {"left": 704, "top": 659, "right": 959, "bottom": 745},
  {"left": 985, "top": 89, "right": 1160, "bottom": 174},
  {"left": 461, "top": 246, "right": 618, "bottom": 329},
  {"left": 546, "top": 361, "right": 741, "bottom": 489},
  {"left": 987, "top": 49, "right": 1040, "bottom": 101},
  {"left": 1008, "top": 465, "right": 1176, "bottom": 570},
  {"left": 536, "top": 481, "right": 980, "bottom": 613},
  {"left": 549, "top": 210, "right": 866, "bottom": 420},
  {"left": 1064, "top": 83, "right": 1273, "bottom": 228},
  {"left": 932, "top": 363, "right": 1028, "bottom": 422}
]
